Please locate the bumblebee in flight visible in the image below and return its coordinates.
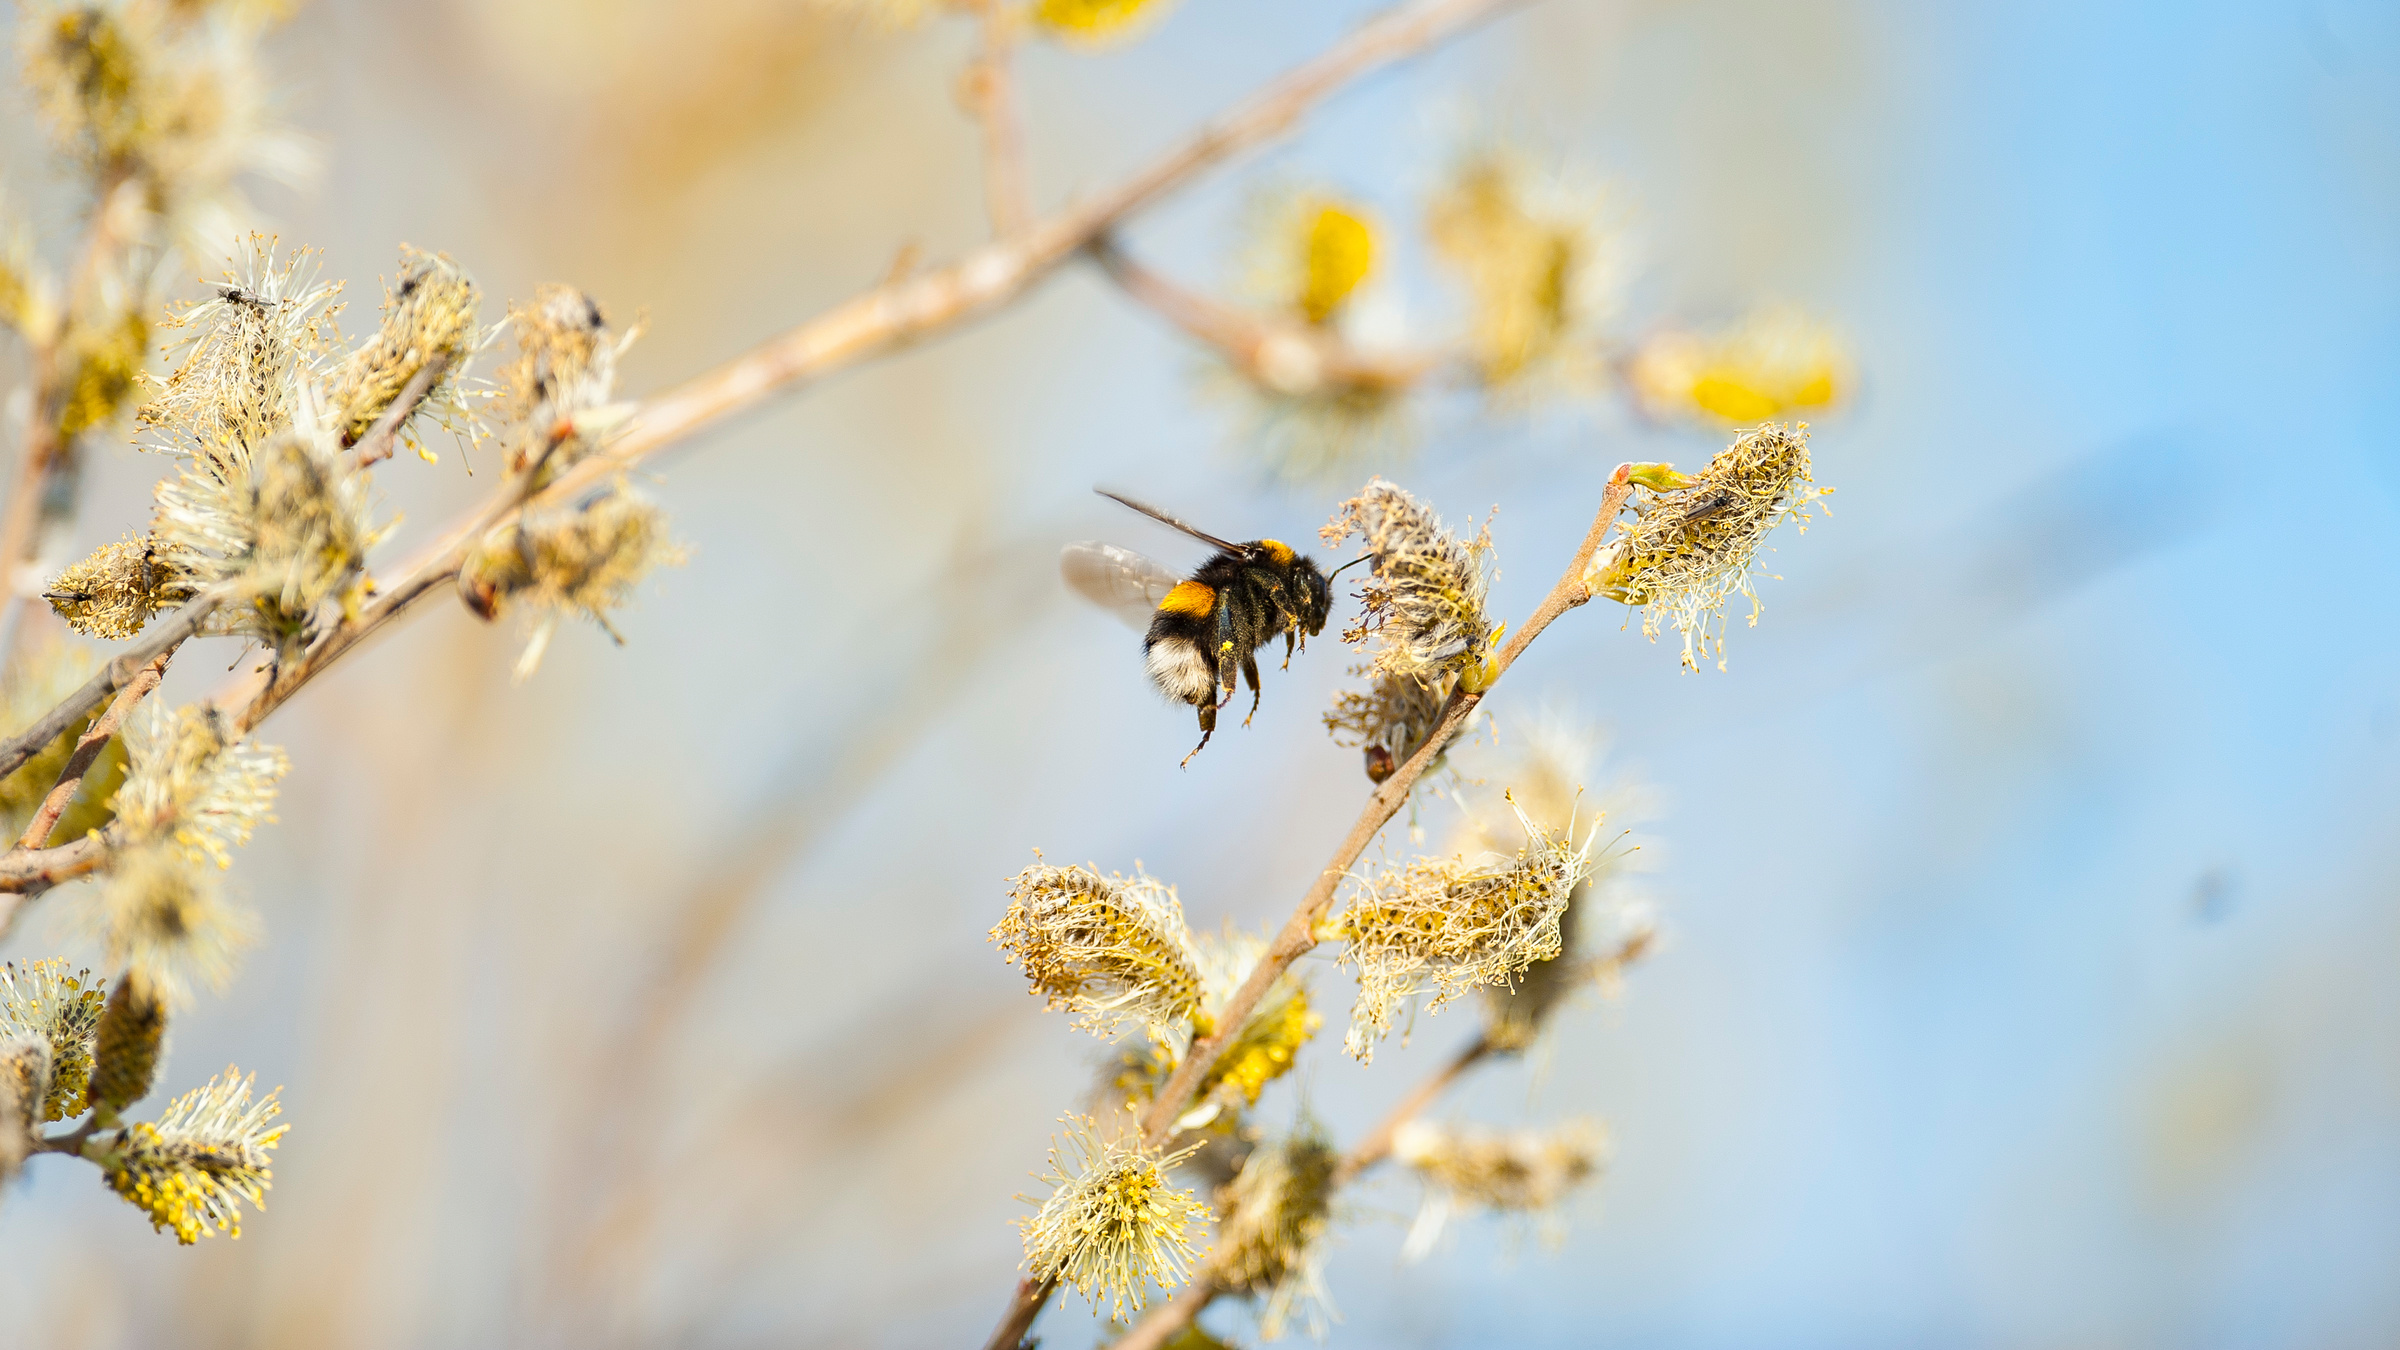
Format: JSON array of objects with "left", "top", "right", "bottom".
[{"left": 1063, "top": 489, "right": 1341, "bottom": 765}]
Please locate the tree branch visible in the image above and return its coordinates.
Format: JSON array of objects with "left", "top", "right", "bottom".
[
  {"left": 0, "top": 588, "right": 225, "bottom": 784},
  {"left": 17, "top": 642, "right": 176, "bottom": 850}
]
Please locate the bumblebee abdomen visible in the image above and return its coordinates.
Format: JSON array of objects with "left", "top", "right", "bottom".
[{"left": 1144, "top": 621, "right": 1215, "bottom": 704}]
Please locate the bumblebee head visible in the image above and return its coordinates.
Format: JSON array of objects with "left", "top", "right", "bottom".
[{"left": 1291, "top": 555, "right": 1333, "bottom": 636}]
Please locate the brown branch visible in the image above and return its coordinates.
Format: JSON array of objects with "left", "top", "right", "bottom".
[
  {"left": 1114, "top": 1032, "right": 1499, "bottom": 1350},
  {"left": 965, "top": 0, "right": 1034, "bottom": 236},
  {"left": 351, "top": 349, "right": 455, "bottom": 469},
  {"left": 0, "top": 588, "right": 225, "bottom": 785},
  {"left": 17, "top": 642, "right": 176, "bottom": 851},
  {"left": 0, "top": 829, "right": 109, "bottom": 899},
  {"left": 1087, "top": 235, "right": 1445, "bottom": 394}
]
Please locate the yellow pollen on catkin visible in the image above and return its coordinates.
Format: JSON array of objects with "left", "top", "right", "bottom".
[{"left": 1299, "top": 207, "right": 1373, "bottom": 325}]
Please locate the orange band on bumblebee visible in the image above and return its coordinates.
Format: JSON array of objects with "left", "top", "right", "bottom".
[{"left": 1158, "top": 580, "right": 1216, "bottom": 617}]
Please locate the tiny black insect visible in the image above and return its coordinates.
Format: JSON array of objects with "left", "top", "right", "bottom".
[{"left": 1062, "top": 489, "right": 1348, "bottom": 765}]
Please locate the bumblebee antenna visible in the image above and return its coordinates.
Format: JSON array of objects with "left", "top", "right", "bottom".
[
  {"left": 1326, "top": 555, "right": 1372, "bottom": 583},
  {"left": 1095, "top": 487, "right": 1251, "bottom": 557}
]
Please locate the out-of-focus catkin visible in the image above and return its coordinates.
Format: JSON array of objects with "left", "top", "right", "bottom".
[
  {"left": 1215, "top": 1119, "right": 1339, "bottom": 1339},
  {"left": 1426, "top": 147, "right": 1619, "bottom": 393},
  {"left": 1032, "top": 0, "right": 1177, "bottom": 47},
  {"left": 88, "top": 974, "right": 167, "bottom": 1120},
  {"left": 113, "top": 700, "right": 287, "bottom": 868},
  {"left": 1629, "top": 305, "right": 1849, "bottom": 426},
  {"left": 1393, "top": 1117, "right": 1607, "bottom": 1257},
  {"left": 501, "top": 284, "right": 626, "bottom": 482}
]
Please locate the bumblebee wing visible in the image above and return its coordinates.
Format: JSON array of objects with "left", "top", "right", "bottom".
[
  {"left": 1061, "top": 542, "right": 1182, "bottom": 631},
  {"left": 1094, "top": 488, "right": 1252, "bottom": 557}
]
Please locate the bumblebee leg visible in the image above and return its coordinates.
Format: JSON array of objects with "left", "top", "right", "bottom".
[
  {"left": 1181, "top": 698, "right": 1218, "bottom": 768},
  {"left": 1214, "top": 636, "right": 1241, "bottom": 710},
  {"left": 1281, "top": 629, "right": 1296, "bottom": 671},
  {"left": 1240, "top": 654, "right": 1265, "bottom": 727}
]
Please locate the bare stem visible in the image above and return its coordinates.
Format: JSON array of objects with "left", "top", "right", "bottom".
[
  {"left": 966, "top": 0, "right": 1034, "bottom": 236},
  {"left": 0, "top": 588, "right": 226, "bottom": 785},
  {"left": 17, "top": 642, "right": 176, "bottom": 850}
]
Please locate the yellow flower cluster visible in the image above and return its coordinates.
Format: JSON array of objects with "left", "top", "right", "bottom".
[
  {"left": 1111, "top": 928, "right": 1319, "bottom": 1126},
  {"left": 1587, "top": 422, "right": 1826, "bottom": 671},
  {"left": 87, "top": 974, "right": 166, "bottom": 1119},
  {"left": 99, "top": 1066, "right": 285, "bottom": 1244},
  {"left": 1321, "top": 479, "right": 1497, "bottom": 689},
  {"left": 47, "top": 535, "right": 167, "bottom": 639},
  {"left": 1333, "top": 798, "right": 1598, "bottom": 1062},
  {"left": 993, "top": 858, "right": 1206, "bottom": 1038},
  {"left": 0, "top": 959, "right": 106, "bottom": 1123},
  {"left": 1019, "top": 1114, "right": 1210, "bottom": 1319},
  {"left": 1032, "top": 0, "right": 1177, "bottom": 46}
]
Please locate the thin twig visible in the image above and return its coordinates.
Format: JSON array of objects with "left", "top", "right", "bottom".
[
  {"left": 966, "top": 0, "right": 1034, "bottom": 236},
  {"left": 17, "top": 642, "right": 177, "bottom": 850},
  {"left": 34, "top": 1115, "right": 103, "bottom": 1156},
  {"left": 0, "top": 588, "right": 226, "bottom": 785},
  {"left": 1088, "top": 235, "right": 1445, "bottom": 393},
  {"left": 351, "top": 350, "right": 454, "bottom": 468},
  {"left": 1113, "top": 1032, "right": 1498, "bottom": 1350}
]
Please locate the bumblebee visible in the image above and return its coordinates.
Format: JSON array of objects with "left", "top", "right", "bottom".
[{"left": 1063, "top": 489, "right": 1342, "bottom": 765}]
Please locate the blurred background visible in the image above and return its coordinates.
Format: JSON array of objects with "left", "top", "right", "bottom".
[{"left": 3, "top": 0, "right": 2398, "bottom": 1346}]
